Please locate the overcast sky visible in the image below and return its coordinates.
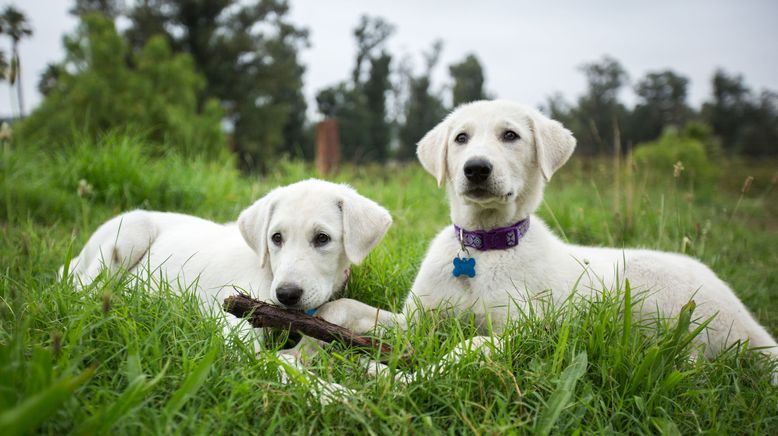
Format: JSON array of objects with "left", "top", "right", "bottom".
[{"left": 2, "top": 0, "right": 777, "bottom": 119}]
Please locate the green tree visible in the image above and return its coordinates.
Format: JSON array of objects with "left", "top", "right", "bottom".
[
  {"left": 0, "top": 6, "right": 33, "bottom": 117},
  {"left": 352, "top": 16, "right": 395, "bottom": 85},
  {"left": 123, "top": 0, "right": 169, "bottom": 51},
  {"left": 629, "top": 70, "right": 690, "bottom": 143},
  {"left": 0, "top": 51, "right": 7, "bottom": 84},
  {"left": 117, "top": 0, "right": 308, "bottom": 168},
  {"left": 738, "top": 90, "right": 778, "bottom": 156},
  {"left": 543, "top": 92, "right": 575, "bottom": 127},
  {"left": 544, "top": 60, "right": 777, "bottom": 156},
  {"left": 37, "top": 63, "right": 63, "bottom": 97},
  {"left": 702, "top": 69, "right": 752, "bottom": 153},
  {"left": 315, "top": 15, "right": 395, "bottom": 163},
  {"left": 71, "top": 0, "right": 124, "bottom": 18},
  {"left": 315, "top": 83, "right": 370, "bottom": 160},
  {"left": 449, "top": 53, "right": 487, "bottom": 106},
  {"left": 362, "top": 52, "right": 392, "bottom": 162},
  {"left": 543, "top": 57, "right": 628, "bottom": 156},
  {"left": 398, "top": 41, "right": 447, "bottom": 160},
  {"left": 574, "top": 56, "right": 629, "bottom": 154},
  {"left": 699, "top": 69, "right": 778, "bottom": 155},
  {"left": 19, "top": 14, "right": 223, "bottom": 157}
]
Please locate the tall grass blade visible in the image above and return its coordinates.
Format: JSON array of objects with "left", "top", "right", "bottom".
[
  {"left": 651, "top": 417, "right": 681, "bottom": 436},
  {"left": 552, "top": 311, "right": 572, "bottom": 374},
  {"left": 0, "top": 368, "right": 94, "bottom": 436},
  {"left": 163, "top": 344, "right": 218, "bottom": 421},
  {"left": 536, "top": 351, "right": 588, "bottom": 436},
  {"left": 622, "top": 279, "right": 633, "bottom": 349},
  {"left": 74, "top": 375, "right": 148, "bottom": 435},
  {"left": 75, "top": 362, "right": 167, "bottom": 435}
]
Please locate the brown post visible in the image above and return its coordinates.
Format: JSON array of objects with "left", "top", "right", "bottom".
[{"left": 315, "top": 119, "right": 341, "bottom": 176}]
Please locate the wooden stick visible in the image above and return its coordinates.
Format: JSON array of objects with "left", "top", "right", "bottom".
[{"left": 223, "top": 294, "right": 396, "bottom": 356}]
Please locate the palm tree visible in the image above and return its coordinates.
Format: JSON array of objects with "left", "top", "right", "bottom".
[
  {"left": 0, "top": 51, "right": 7, "bottom": 83},
  {"left": 0, "top": 6, "right": 33, "bottom": 118}
]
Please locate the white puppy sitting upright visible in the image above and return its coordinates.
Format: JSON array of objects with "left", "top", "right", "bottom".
[
  {"left": 62, "top": 179, "right": 393, "bottom": 346},
  {"left": 314, "top": 100, "right": 777, "bottom": 378}
]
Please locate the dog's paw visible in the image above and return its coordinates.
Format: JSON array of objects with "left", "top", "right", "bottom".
[
  {"left": 276, "top": 350, "right": 355, "bottom": 404},
  {"left": 361, "top": 357, "right": 414, "bottom": 384},
  {"left": 314, "top": 298, "right": 356, "bottom": 328},
  {"left": 315, "top": 380, "right": 357, "bottom": 405}
]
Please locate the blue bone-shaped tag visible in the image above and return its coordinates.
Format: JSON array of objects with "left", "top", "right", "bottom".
[{"left": 452, "top": 257, "right": 476, "bottom": 278}]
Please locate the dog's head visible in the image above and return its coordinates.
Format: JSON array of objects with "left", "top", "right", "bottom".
[
  {"left": 417, "top": 100, "right": 575, "bottom": 219},
  {"left": 238, "top": 179, "right": 392, "bottom": 310}
]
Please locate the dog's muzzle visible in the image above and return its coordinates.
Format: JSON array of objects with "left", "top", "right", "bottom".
[
  {"left": 275, "top": 284, "right": 303, "bottom": 307},
  {"left": 463, "top": 158, "right": 493, "bottom": 184},
  {"left": 463, "top": 158, "right": 505, "bottom": 200}
]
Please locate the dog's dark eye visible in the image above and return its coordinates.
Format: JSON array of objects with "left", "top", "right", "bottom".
[
  {"left": 271, "top": 232, "right": 283, "bottom": 246},
  {"left": 313, "top": 232, "right": 330, "bottom": 247},
  {"left": 455, "top": 133, "right": 469, "bottom": 144},
  {"left": 502, "top": 130, "right": 520, "bottom": 142}
]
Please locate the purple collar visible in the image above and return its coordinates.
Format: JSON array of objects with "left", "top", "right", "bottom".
[{"left": 454, "top": 218, "right": 530, "bottom": 251}]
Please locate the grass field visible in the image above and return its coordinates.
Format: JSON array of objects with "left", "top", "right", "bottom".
[{"left": 2, "top": 135, "right": 777, "bottom": 434}]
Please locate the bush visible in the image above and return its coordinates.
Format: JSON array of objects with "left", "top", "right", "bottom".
[
  {"left": 682, "top": 121, "right": 723, "bottom": 161},
  {"left": 632, "top": 127, "right": 718, "bottom": 189},
  {"left": 1, "top": 133, "right": 249, "bottom": 224},
  {"left": 17, "top": 14, "right": 225, "bottom": 159}
]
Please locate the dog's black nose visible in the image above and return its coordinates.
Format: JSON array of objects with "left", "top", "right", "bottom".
[
  {"left": 464, "top": 159, "right": 493, "bottom": 184},
  {"left": 276, "top": 285, "right": 303, "bottom": 306}
]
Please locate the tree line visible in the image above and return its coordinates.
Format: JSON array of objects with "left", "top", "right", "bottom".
[
  {"left": 10, "top": 1, "right": 778, "bottom": 171},
  {"left": 545, "top": 56, "right": 778, "bottom": 157}
]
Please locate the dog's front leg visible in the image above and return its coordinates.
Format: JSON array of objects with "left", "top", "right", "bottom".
[
  {"left": 221, "top": 313, "right": 265, "bottom": 354},
  {"left": 275, "top": 348, "right": 355, "bottom": 404},
  {"left": 221, "top": 316, "right": 353, "bottom": 404},
  {"left": 364, "top": 335, "right": 499, "bottom": 384},
  {"left": 316, "top": 298, "right": 406, "bottom": 333},
  {"left": 291, "top": 298, "right": 406, "bottom": 363}
]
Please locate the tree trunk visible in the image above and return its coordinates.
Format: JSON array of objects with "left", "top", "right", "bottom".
[{"left": 13, "top": 46, "right": 24, "bottom": 118}]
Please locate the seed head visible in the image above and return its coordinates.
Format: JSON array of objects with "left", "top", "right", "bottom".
[
  {"left": 673, "top": 161, "right": 685, "bottom": 178},
  {"left": 682, "top": 236, "right": 692, "bottom": 253},
  {"left": 741, "top": 176, "right": 754, "bottom": 194},
  {"left": 102, "top": 293, "right": 111, "bottom": 314},
  {"left": 51, "top": 331, "right": 62, "bottom": 358},
  {"left": 78, "top": 179, "right": 93, "bottom": 198},
  {"left": 0, "top": 122, "right": 12, "bottom": 141}
]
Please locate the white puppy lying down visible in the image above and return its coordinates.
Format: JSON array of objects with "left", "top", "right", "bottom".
[
  {"left": 61, "top": 179, "right": 392, "bottom": 351},
  {"left": 310, "top": 100, "right": 777, "bottom": 380}
]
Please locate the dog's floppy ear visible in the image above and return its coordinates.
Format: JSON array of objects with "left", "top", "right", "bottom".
[
  {"left": 238, "top": 189, "right": 279, "bottom": 267},
  {"left": 339, "top": 187, "right": 392, "bottom": 265},
  {"left": 531, "top": 112, "right": 576, "bottom": 182},
  {"left": 416, "top": 118, "right": 450, "bottom": 187}
]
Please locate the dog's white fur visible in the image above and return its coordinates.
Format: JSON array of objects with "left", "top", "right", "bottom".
[
  {"left": 61, "top": 179, "right": 391, "bottom": 373},
  {"left": 311, "top": 100, "right": 777, "bottom": 380},
  {"left": 62, "top": 179, "right": 393, "bottom": 401}
]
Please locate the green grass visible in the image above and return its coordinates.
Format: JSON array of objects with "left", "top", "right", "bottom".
[{"left": 2, "top": 135, "right": 778, "bottom": 434}]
